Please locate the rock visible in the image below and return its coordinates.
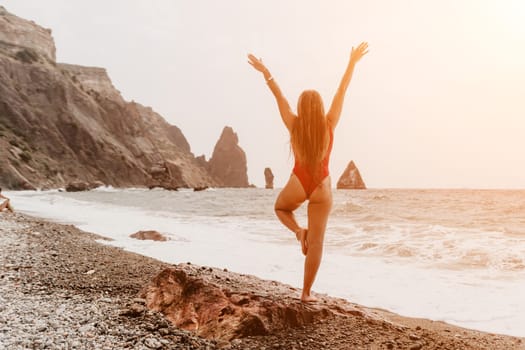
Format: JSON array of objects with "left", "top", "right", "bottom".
[
  {"left": 193, "top": 186, "right": 208, "bottom": 192},
  {"left": 120, "top": 303, "right": 146, "bottom": 317},
  {"left": 336, "top": 161, "right": 366, "bottom": 190},
  {"left": 64, "top": 181, "right": 103, "bottom": 192},
  {"left": 409, "top": 333, "right": 421, "bottom": 341},
  {"left": 264, "top": 168, "right": 274, "bottom": 189},
  {"left": 140, "top": 266, "right": 372, "bottom": 342},
  {"left": 65, "top": 181, "right": 90, "bottom": 192},
  {"left": 144, "top": 337, "right": 162, "bottom": 349},
  {"left": 0, "top": 7, "right": 217, "bottom": 191},
  {"left": 147, "top": 161, "right": 185, "bottom": 190},
  {"left": 130, "top": 230, "right": 168, "bottom": 242},
  {"left": 207, "top": 127, "right": 249, "bottom": 188},
  {"left": 89, "top": 181, "right": 104, "bottom": 189}
]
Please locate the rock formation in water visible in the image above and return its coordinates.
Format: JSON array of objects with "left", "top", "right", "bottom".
[
  {"left": 130, "top": 230, "right": 168, "bottom": 242},
  {"left": 336, "top": 161, "right": 367, "bottom": 189},
  {"left": 0, "top": 6, "right": 239, "bottom": 190},
  {"left": 207, "top": 126, "right": 249, "bottom": 188},
  {"left": 65, "top": 181, "right": 103, "bottom": 192},
  {"left": 264, "top": 168, "right": 274, "bottom": 189}
]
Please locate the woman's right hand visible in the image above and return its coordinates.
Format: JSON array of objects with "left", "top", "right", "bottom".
[
  {"left": 247, "top": 54, "right": 271, "bottom": 78},
  {"left": 350, "top": 42, "right": 369, "bottom": 65}
]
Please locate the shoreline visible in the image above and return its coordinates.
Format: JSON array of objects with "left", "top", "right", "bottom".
[{"left": 1, "top": 212, "right": 524, "bottom": 349}]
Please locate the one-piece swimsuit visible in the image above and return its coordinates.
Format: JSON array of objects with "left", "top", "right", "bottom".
[{"left": 292, "top": 128, "right": 334, "bottom": 198}]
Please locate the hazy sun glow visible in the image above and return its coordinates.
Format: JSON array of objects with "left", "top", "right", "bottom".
[{"left": 502, "top": 0, "right": 525, "bottom": 36}]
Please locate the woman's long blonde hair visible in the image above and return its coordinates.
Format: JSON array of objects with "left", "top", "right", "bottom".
[{"left": 291, "top": 90, "right": 330, "bottom": 178}]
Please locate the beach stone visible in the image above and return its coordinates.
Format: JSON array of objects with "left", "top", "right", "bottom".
[
  {"left": 144, "top": 337, "right": 162, "bottom": 349},
  {"left": 130, "top": 230, "right": 168, "bottom": 242},
  {"left": 65, "top": 181, "right": 91, "bottom": 192}
]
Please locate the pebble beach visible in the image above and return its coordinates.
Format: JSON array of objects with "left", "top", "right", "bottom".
[{"left": 1, "top": 212, "right": 524, "bottom": 349}]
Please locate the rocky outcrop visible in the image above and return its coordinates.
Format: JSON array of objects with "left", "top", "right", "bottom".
[
  {"left": 0, "top": 6, "right": 218, "bottom": 190},
  {"left": 147, "top": 161, "right": 184, "bottom": 190},
  {"left": 207, "top": 127, "right": 249, "bottom": 188},
  {"left": 140, "top": 264, "right": 372, "bottom": 342},
  {"left": 130, "top": 230, "right": 168, "bottom": 242},
  {"left": 264, "top": 168, "right": 274, "bottom": 189},
  {"left": 336, "top": 161, "right": 366, "bottom": 189},
  {"left": 65, "top": 181, "right": 104, "bottom": 192},
  {"left": 58, "top": 64, "right": 122, "bottom": 100},
  {"left": 0, "top": 6, "right": 56, "bottom": 62}
]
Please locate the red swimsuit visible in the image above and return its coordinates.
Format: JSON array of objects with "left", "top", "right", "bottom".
[{"left": 292, "top": 128, "right": 334, "bottom": 198}]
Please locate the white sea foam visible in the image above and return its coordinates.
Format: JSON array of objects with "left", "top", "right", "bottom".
[{"left": 6, "top": 188, "right": 525, "bottom": 337}]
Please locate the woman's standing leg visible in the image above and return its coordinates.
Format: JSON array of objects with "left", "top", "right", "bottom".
[
  {"left": 274, "top": 174, "right": 308, "bottom": 254},
  {"left": 301, "top": 177, "right": 332, "bottom": 302}
]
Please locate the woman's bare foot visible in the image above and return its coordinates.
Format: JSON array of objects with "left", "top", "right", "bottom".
[
  {"left": 294, "top": 228, "right": 308, "bottom": 255},
  {"left": 300, "top": 293, "right": 318, "bottom": 303}
]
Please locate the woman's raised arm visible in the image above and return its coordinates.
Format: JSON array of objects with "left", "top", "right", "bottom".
[
  {"left": 326, "top": 42, "right": 369, "bottom": 130},
  {"left": 248, "top": 54, "right": 296, "bottom": 132}
]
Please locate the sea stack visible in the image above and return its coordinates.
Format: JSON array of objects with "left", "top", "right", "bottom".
[
  {"left": 336, "top": 161, "right": 366, "bottom": 189},
  {"left": 207, "top": 126, "right": 249, "bottom": 188},
  {"left": 264, "top": 168, "right": 274, "bottom": 189}
]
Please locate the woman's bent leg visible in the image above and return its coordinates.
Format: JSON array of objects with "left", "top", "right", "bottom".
[
  {"left": 274, "top": 174, "right": 308, "bottom": 253},
  {"left": 302, "top": 177, "right": 332, "bottom": 302}
]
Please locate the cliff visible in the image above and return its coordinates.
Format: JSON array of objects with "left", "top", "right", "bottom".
[
  {"left": 336, "top": 160, "right": 367, "bottom": 190},
  {"left": 0, "top": 6, "right": 56, "bottom": 62},
  {"left": 0, "top": 6, "right": 250, "bottom": 190}
]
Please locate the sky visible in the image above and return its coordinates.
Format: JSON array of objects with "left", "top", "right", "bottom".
[{"left": 2, "top": 0, "right": 525, "bottom": 188}]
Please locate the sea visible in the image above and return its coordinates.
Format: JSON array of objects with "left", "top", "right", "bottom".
[{"left": 5, "top": 187, "right": 525, "bottom": 337}]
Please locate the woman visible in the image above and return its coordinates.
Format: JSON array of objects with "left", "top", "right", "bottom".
[
  {"left": 0, "top": 187, "right": 14, "bottom": 212},
  {"left": 248, "top": 42, "right": 368, "bottom": 302}
]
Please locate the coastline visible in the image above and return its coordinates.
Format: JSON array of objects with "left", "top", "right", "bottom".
[{"left": 1, "top": 212, "right": 523, "bottom": 349}]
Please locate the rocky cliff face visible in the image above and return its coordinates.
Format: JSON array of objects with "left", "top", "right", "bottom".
[
  {"left": 336, "top": 161, "right": 367, "bottom": 190},
  {"left": 207, "top": 126, "right": 249, "bottom": 188},
  {"left": 58, "top": 64, "right": 122, "bottom": 101},
  {"left": 0, "top": 7, "right": 250, "bottom": 190},
  {"left": 0, "top": 6, "right": 56, "bottom": 62}
]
